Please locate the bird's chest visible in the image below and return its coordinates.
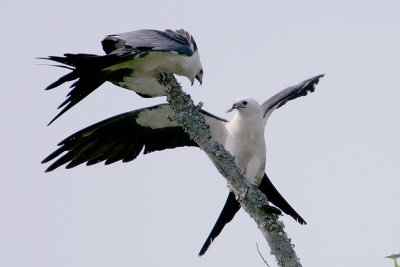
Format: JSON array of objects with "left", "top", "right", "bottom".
[
  {"left": 133, "top": 52, "right": 186, "bottom": 75},
  {"left": 225, "top": 124, "right": 266, "bottom": 169}
]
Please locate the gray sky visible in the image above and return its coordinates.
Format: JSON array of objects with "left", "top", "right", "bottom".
[{"left": 1, "top": 1, "right": 399, "bottom": 266}]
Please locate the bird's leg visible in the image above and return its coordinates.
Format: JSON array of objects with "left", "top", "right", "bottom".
[
  {"left": 240, "top": 168, "right": 282, "bottom": 216},
  {"left": 157, "top": 72, "right": 169, "bottom": 87},
  {"left": 242, "top": 187, "right": 249, "bottom": 199},
  {"left": 240, "top": 168, "right": 249, "bottom": 198},
  {"left": 158, "top": 72, "right": 181, "bottom": 99},
  {"left": 237, "top": 168, "right": 280, "bottom": 216}
]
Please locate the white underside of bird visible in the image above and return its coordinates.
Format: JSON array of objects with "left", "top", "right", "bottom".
[
  {"left": 105, "top": 50, "right": 202, "bottom": 96},
  {"left": 222, "top": 98, "right": 267, "bottom": 186}
]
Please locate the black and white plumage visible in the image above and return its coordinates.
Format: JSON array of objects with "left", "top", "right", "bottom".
[
  {"left": 42, "top": 74, "right": 324, "bottom": 255},
  {"left": 42, "top": 29, "right": 203, "bottom": 125}
]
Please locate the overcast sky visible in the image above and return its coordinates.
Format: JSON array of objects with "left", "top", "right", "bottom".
[{"left": 1, "top": 1, "right": 399, "bottom": 266}]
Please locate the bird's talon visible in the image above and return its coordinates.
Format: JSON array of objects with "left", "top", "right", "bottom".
[
  {"left": 158, "top": 72, "right": 168, "bottom": 86},
  {"left": 242, "top": 187, "right": 249, "bottom": 198}
]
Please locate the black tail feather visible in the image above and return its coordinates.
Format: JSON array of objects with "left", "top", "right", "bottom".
[
  {"left": 42, "top": 53, "right": 134, "bottom": 125},
  {"left": 198, "top": 192, "right": 240, "bottom": 256},
  {"left": 199, "top": 173, "right": 306, "bottom": 256},
  {"left": 259, "top": 173, "right": 307, "bottom": 225},
  {"left": 45, "top": 71, "right": 79, "bottom": 91}
]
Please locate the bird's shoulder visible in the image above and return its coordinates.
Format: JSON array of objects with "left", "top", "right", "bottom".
[{"left": 101, "top": 29, "right": 196, "bottom": 56}]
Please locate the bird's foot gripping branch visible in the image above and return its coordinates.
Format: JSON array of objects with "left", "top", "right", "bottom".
[{"left": 161, "top": 73, "right": 303, "bottom": 267}]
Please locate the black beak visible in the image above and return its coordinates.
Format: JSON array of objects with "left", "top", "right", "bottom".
[
  {"left": 225, "top": 103, "right": 241, "bottom": 113},
  {"left": 195, "top": 74, "right": 202, "bottom": 85}
]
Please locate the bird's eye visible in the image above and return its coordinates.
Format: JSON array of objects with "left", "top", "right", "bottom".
[
  {"left": 242, "top": 101, "right": 248, "bottom": 105},
  {"left": 200, "top": 69, "right": 203, "bottom": 75}
]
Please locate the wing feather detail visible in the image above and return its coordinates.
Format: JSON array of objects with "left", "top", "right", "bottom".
[
  {"left": 42, "top": 104, "right": 227, "bottom": 172},
  {"left": 262, "top": 74, "right": 324, "bottom": 119}
]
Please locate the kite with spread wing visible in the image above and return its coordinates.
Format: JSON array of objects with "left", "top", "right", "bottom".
[{"left": 42, "top": 74, "right": 324, "bottom": 255}]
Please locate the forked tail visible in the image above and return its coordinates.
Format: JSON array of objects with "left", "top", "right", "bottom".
[{"left": 42, "top": 53, "right": 132, "bottom": 125}]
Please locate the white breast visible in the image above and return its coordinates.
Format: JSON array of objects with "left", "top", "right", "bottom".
[{"left": 224, "top": 114, "right": 266, "bottom": 185}]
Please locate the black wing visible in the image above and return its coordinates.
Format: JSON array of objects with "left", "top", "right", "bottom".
[
  {"left": 198, "top": 173, "right": 306, "bottom": 256},
  {"left": 42, "top": 104, "right": 198, "bottom": 172},
  {"left": 262, "top": 74, "right": 324, "bottom": 119},
  {"left": 42, "top": 104, "right": 227, "bottom": 172},
  {"left": 102, "top": 29, "right": 197, "bottom": 56}
]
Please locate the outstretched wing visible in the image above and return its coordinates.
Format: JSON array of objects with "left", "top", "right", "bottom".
[
  {"left": 261, "top": 74, "right": 324, "bottom": 120},
  {"left": 42, "top": 104, "right": 227, "bottom": 172},
  {"left": 42, "top": 104, "right": 194, "bottom": 171},
  {"left": 102, "top": 29, "right": 198, "bottom": 56}
]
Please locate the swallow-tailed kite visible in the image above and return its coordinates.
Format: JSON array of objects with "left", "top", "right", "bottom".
[
  {"left": 42, "top": 29, "right": 203, "bottom": 125},
  {"left": 42, "top": 74, "right": 324, "bottom": 255}
]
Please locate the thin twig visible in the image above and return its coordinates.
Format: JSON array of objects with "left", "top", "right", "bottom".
[{"left": 256, "top": 243, "right": 271, "bottom": 267}]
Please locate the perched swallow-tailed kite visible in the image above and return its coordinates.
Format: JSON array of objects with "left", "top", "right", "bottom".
[
  {"left": 42, "top": 74, "right": 324, "bottom": 255},
  {"left": 42, "top": 29, "right": 203, "bottom": 125}
]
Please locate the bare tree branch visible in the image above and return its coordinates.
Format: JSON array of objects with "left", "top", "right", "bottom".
[{"left": 160, "top": 73, "right": 302, "bottom": 267}]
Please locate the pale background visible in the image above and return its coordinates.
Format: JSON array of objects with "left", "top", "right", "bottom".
[{"left": 1, "top": 1, "right": 399, "bottom": 266}]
